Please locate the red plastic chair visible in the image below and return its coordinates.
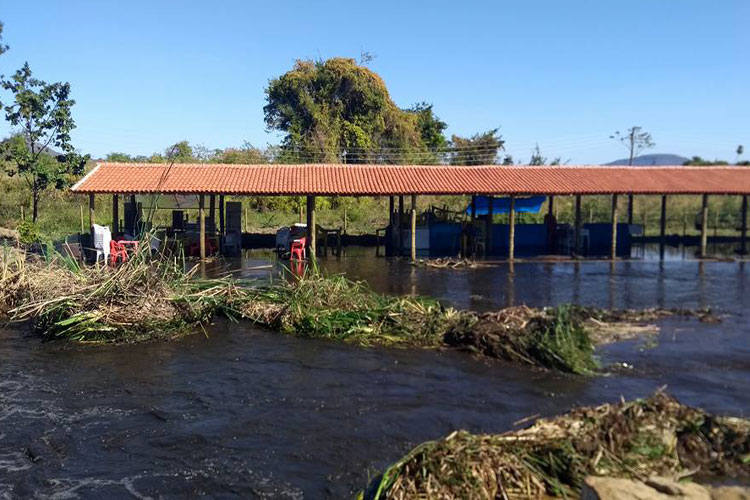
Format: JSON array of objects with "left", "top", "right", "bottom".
[
  {"left": 109, "top": 240, "right": 128, "bottom": 266},
  {"left": 290, "top": 237, "right": 306, "bottom": 261}
]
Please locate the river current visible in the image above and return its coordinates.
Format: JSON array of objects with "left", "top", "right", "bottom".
[{"left": 1, "top": 246, "right": 748, "bottom": 498}]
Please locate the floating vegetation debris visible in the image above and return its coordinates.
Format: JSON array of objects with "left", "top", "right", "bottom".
[
  {"left": 0, "top": 247, "right": 718, "bottom": 373},
  {"left": 413, "top": 257, "right": 481, "bottom": 269},
  {"left": 360, "top": 391, "right": 750, "bottom": 499},
  {"left": 0, "top": 244, "right": 229, "bottom": 342}
]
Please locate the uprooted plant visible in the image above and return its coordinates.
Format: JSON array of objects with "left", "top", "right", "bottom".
[{"left": 360, "top": 391, "right": 750, "bottom": 500}]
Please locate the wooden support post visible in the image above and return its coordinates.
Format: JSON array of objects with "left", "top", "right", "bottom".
[
  {"left": 410, "top": 195, "right": 417, "bottom": 262},
  {"left": 486, "top": 196, "right": 494, "bottom": 256},
  {"left": 79, "top": 205, "right": 85, "bottom": 234},
  {"left": 244, "top": 205, "right": 248, "bottom": 233},
  {"left": 659, "top": 194, "right": 667, "bottom": 259},
  {"left": 199, "top": 194, "right": 206, "bottom": 260},
  {"left": 337, "top": 229, "right": 342, "bottom": 258},
  {"left": 610, "top": 194, "right": 619, "bottom": 260},
  {"left": 700, "top": 194, "right": 709, "bottom": 258},
  {"left": 208, "top": 195, "right": 216, "bottom": 238},
  {"left": 508, "top": 194, "right": 516, "bottom": 262},
  {"left": 130, "top": 194, "right": 137, "bottom": 234},
  {"left": 470, "top": 195, "right": 477, "bottom": 257},
  {"left": 88, "top": 193, "right": 95, "bottom": 230},
  {"left": 574, "top": 195, "right": 582, "bottom": 255},
  {"left": 398, "top": 195, "right": 404, "bottom": 256},
  {"left": 112, "top": 194, "right": 119, "bottom": 235},
  {"left": 219, "top": 195, "right": 225, "bottom": 235},
  {"left": 627, "top": 194, "right": 634, "bottom": 225},
  {"left": 389, "top": 196, "right": 395, "bottom": 224},
  {"left": 741, "top": 195, "right": 748, "bottom": 255},
  {"left": 548, "top": 195, "right": 554, "bottom": 217},
  {"left": 306, "top": 195, "right": 316, "bottom": 258}
]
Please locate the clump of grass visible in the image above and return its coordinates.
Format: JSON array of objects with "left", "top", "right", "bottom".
[
  {"left": 238, "top": 269, "right": 463, "bottom": 348},
  {"left": 361, "top": 391, "right": 750, "bottom": 499},
  {"left": 0, "top": 242, "right": 226, "bottom": 342},
  {"left": 443, "top": 305, "right": 598, "bottom": 374},
  {"left": 2, "top": 248, "right": 674, "bottom": 375}
]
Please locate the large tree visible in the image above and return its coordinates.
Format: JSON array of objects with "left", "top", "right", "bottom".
[
  {"left": 264, "top": 58, "right": 426, "bottom": 164},
  {"left": 1, "top": 63, "right": 87, "bottom": 222},
  {"left": 450, "top": 129, "right": 504, "bottom": 165}
]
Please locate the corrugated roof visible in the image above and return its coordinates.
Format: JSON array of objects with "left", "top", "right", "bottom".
[{"left": 70, "top": 163, "right": 750, "bottom": 196}]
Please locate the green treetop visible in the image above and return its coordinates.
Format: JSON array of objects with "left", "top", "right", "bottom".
[{"left": 1, "top": 63, "right": 88, "bottom": 222}]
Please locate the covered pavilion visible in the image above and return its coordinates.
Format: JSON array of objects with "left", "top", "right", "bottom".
[{"left": 71, "top": 163, "right": 750, "bottom": 261}]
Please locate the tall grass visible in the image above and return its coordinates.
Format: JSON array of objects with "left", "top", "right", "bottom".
[{"left": 3, "top": 247, "right": 606, "bottom": 373}]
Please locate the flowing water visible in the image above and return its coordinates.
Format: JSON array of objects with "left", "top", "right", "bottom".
[{"left": 1, "top": 247, "right": 749, "bottom": 498}]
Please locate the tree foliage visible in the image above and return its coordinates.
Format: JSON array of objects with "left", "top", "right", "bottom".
[
  {"left": 407, "top": 102, "right": 448, "bottom": 150},
  {"left": 529, "top": 144, "right": 562, "bottom": 166},
  {"left": 682, "top": 156, "right": 730, "bottom": 166},
  {"left": 0, "top": 21, "right": 8, "bottom": 59},
  {"left": 1, "top": 63, "right": 88, "bottom": 221},
  {"left": 449, "top": 129, "right": 504, "bottom": 165},
  {"left": 265, "top": 58, "right": 431, "bottom": 164}
]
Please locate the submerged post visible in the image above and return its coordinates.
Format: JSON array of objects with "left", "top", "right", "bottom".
[
  {"left": 659, "top": 195, "right": 667, "bottom": 259},
  {"left": 112, "top": 194, "right": 119, "bottom": 235},
  {"left": 199, "top": 194, "right": 206, "bottom": 260},
  {"left": 574, "top": 195, "right": 582, "bottom": 255},
  {"left": 508, "top": 194, "right": 516, "bottom": 263},
  {"left": 410, "top": 195, "right": 417, "bottom": 262},
  {"left": 610, "top": 194, "right": 619, "bottom": 260},
  {"left": 700, "top": 194, "right": 709, "bottom": 258},
  {"left": 741, "top": 195, "right": 748, "bottom": 255},
  {"left": 307, "top": 195, "right": 316, "bottom": 258}
]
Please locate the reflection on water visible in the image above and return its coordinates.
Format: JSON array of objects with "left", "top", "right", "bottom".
[
  {"left": 1, "top": 246, "right": 749, "bottom": 498},
  {"left": 208, "top": 246, "right": 748, "bottom": 314}
]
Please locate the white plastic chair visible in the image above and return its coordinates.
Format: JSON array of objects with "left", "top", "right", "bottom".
[{"left": 92, "top": 224, "right": 111, "bottom": 263}]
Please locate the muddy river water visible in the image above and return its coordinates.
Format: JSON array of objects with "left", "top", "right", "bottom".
[{"left": 1, "top": 247, "right": 749, "bottom": 498}]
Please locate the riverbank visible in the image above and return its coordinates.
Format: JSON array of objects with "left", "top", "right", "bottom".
[
  {"left": 0, "top": 246, "right": 718, "bottom": 373},
  {"left": 361, "top": 391, "right": 750, "bottom": 499}
]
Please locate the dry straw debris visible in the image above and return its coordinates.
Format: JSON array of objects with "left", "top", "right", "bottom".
[
  {"left": 0, "top": 246, "right": 716, "bottom": 374},
  {"left": 362, "top": 392, "right": 750, "bottom": 500}
]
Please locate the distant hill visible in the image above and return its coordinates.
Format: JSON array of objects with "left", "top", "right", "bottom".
[{"left": 605, "top": 153, "right": 689, "bottom": 166}]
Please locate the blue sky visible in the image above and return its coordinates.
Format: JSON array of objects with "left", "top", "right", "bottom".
[{"left": 0, "top": 0, "right": 747, "bottom": 163}]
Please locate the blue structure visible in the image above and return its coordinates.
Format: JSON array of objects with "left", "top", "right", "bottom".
[{"left": 464, "top": 195, "right": 546, "bottom": 215}]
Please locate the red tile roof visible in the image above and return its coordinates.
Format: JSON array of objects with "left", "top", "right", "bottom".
[{"left": 71, "top": 163, "right": 750, "bottom": 196}]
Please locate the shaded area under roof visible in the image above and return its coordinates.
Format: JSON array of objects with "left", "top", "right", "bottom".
[{"left": 71, "top": 163, "right": 750, "bottom": 196}]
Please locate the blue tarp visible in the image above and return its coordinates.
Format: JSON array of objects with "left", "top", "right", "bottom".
[{"left": 465, "top": 195, "right": 547, "bottom": 215}]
